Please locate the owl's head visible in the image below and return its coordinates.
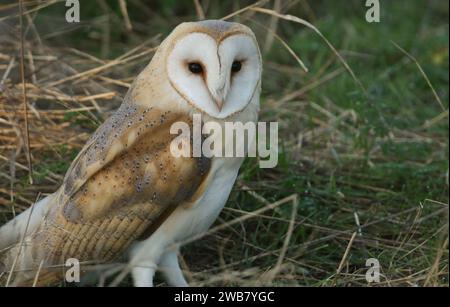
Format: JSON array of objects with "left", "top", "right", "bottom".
[{"left": 163, "top": 20, "right": 262, "bottom": 119}]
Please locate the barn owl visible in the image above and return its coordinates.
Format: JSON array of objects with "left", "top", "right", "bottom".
[{"left": 0, "top": 20, "right": 262, "bottom": 287}]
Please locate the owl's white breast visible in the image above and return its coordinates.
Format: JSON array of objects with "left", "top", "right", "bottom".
[{"left": 165, "top": 156, "right": 243, "bottom": 239}]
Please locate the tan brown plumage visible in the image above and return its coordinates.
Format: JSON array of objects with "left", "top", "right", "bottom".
[
  {"left": 1, "top": 67, "right": 211, "bottom": 287},
  {"left": 2, "top": 106, "right": 210, "bottom": 285},
  {"left": 0, "top": 20, "right": 262, "bottom": 287}
]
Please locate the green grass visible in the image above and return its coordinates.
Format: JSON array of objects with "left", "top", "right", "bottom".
[{"left": 0, "top": 0, "right": 448, "bottom": 286}]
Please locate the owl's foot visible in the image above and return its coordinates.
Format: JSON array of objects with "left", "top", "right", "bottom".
[
  {"left": 131, "top": 262, "right": 156, "bottom": 287},
  {"left": 159, "top": 250, "right": 188, "bottom": 287}
]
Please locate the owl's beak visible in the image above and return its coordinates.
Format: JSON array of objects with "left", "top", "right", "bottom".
[
  {"left": 215, "top": 97, "right": 224, "bottom": 111},
  {"left": 209, "top": 73, "right": 230, "bottom": 112},
  {"left": 212, "top": 84, "right": 227, "bottom": 112}
]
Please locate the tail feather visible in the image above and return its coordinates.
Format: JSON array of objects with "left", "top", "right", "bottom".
[
  {"left": 0, "top": 238, "right": 48, "bottom": 286},
  {"left": 0, "top": 193, "right": 55, "bottom": 251},
  {"left": 0, "top": 194, "right": 56, "bottom": 286}
]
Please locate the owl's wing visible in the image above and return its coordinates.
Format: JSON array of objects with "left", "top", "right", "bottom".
[
  {"left": 30, "top": 97, "right": 211, "bottom": 269},
  {"left": 60, "top": 94, "right": 157, "bottom": 199}
]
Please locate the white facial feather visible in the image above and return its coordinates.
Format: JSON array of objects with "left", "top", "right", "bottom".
[
  {"left": 167, "top": 31, "right": 261, "bottom": 119},
  {"left": 218, "top": 34, "right": 262, "bottom": 117}
]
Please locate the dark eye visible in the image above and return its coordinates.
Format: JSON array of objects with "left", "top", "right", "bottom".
[
  {"left": 231, "top": 61, "right": 242, "bottom": 73},
  {"left": 188, "top": 62, "right": 203, "bottom": 74}
]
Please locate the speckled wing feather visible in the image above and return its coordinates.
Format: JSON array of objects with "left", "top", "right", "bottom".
[{"left": 2, "top": 92, "right": 211, "bottom": 286}]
